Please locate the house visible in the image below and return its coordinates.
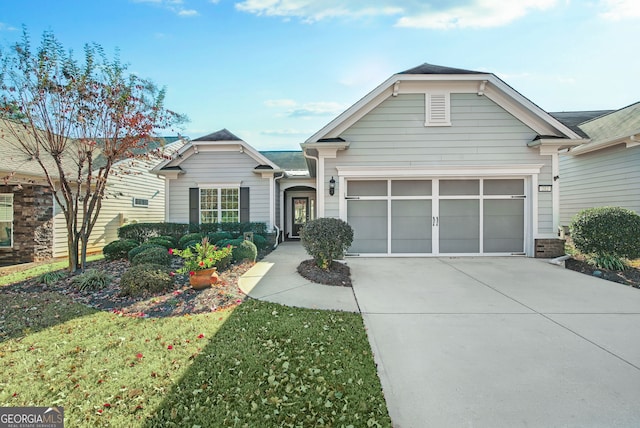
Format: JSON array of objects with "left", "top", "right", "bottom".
[
  {"left": 557, "top": 102, "right": 640, "bottom": 226},
  {"left": 156, "top": 63, "right": 589, "bottom": 257},
  {"left": 0, "top": 122, "right": 183, "bottom": 265}
]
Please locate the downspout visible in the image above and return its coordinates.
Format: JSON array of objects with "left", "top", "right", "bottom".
[
  {"left": 272, "top": 172, "right": 285, "bottom": 248},
  {"left": 303, "top": 148, "right": 321, "bottom": 217}
]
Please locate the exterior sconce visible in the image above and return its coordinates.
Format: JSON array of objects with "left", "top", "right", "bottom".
[{"left": 329, "top": 176, "right": 336, "bottom": 196}]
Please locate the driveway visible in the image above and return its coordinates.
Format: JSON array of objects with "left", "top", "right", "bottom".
[{"left": 349, "top": 257, "right": 640, "bottom": 428}]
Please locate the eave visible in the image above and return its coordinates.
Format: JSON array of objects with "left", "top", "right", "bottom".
[
  {"left": 527, "top": 137, "right": 589, "bottom": 155},
  {"left": 567, "top": 131, "right": 640, "bottom": 156}
]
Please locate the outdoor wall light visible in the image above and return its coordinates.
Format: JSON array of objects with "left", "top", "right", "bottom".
[{"left": 329, "top": 176, "right": 336, "bottom": 196}]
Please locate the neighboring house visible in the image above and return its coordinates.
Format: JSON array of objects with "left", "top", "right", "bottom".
[
  {"left": 157, "top": 63, "right": 590, "bottom": 257},
  {"left": 0, "top": 123, "right": 183, "bottom": 265},
  {"left": 557, "top": 102, "right": 640, "bottom": 226}
]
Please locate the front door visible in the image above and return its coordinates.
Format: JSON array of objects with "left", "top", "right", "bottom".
[{"left": 292, "top": 197, "right": 309, "bottom": 237}]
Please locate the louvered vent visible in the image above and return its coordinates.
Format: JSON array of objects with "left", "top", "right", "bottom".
[{"left": 425, "top": 93, "right": 451, "bottom": 126}]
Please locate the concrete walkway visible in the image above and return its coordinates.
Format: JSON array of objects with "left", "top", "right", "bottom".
[
  {"left": 239, "top": 243, "right": 640, "bottom": 427},
  {"left": 239, "top": 241, "right": 359, "bottom": 312}
]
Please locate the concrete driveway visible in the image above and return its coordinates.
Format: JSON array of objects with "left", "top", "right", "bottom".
[{"left": 349, "top": 257, "right": 640, "bottom": 428}]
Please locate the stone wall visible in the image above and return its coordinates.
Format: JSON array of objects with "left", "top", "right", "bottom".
[{"left": 0, "top": 185, "right": 54, "bottom": 265}]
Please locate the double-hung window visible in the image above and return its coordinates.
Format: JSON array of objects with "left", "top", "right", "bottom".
[
  {"left": 200, "top": 188, "right": 239, "bottom": 223},
  {"left": 0, "top": 194, "right": 13, "bottom": 247}
]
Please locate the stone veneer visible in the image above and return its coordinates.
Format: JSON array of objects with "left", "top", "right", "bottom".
[{"left": 0, "top": 185, "right": 54, "bottom": 265}]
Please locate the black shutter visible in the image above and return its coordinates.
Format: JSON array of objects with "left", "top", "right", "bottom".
[
  {"left": 189, "top": 188, "right": 199, "bottom": 224},
  {"left": 240, "top": 187, "right": 250, "bottom": 223}
]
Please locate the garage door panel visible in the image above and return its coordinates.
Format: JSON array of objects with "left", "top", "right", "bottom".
[
  {"left": 484, "top": 199, "right": 524, "bottom": 253},
  {"left": 440, "top": 200, "right": 480, "bottom": 253},
  {"left": 392, "top": 200, "right": 432, "bottom": 253},
  {"left": 348, "top": 200, "right": 387, "bottom": 253}
]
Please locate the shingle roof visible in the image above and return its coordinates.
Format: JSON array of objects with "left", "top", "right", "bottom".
[
  {"left": 261, "top": 151, "right": 308, "bottom": 171},
  {"left": 549, "top": 111, "right": 613, "bottom": 138},
  {"left": 399, "top": 63, "right": 485, "bottom": 75},
  {"left": 578, "top": 102, "right": 640, "bottom": 142},
  {"left": 192, "top": 129, "right": 242, "bottom": 142}
]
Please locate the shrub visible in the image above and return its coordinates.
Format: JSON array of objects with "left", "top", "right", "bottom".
[
  {"left": 217, "top": 238, "right": 243, "bottom": 248},
  {"left": 252, "top": 234, "right": 268, "bottom": 250},
  {"left": 131, "top": 246, "right": 172, "bottom": 266},
  {"left": 570, "top": 206, "right": 640, "bottom": 268},
  {"left": 72, "top": 269, "right": 112, "bottom": 291},
  {"left": 178, "top": 233, "right": 204, "bottom": 249},
  {"left": 147, "top": 236, "right": 176, "bottom": 248},
  {"left": 119, "top": 263, "right": 174, "bottom": 297},
  {"left": 207, "top": 231, "right": 233, "bottom": 244},
  {"left": 171, "top": 237, "right": 234, "bottom": 273},
  {"left": 37, "top": 270, "right": 67, "bottom": 285},
  {"left": 118, "top": 222, "right": 189, "bottom": 242},
  {"left": 301, "top": 218, "right": 353, "bottom": 269},
  {"left": 128, "top": 243, "right": 165, "bottom": 262},
  {"left": 233, "top": 240, "right": 257, "bottom": 262},
  {"left": 103, "top": 239, "right": 139, "bottom": 261}
]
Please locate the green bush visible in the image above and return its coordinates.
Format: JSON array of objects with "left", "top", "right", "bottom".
[
  {"left": 37, "top": 270, "right": 67, "bottom": 285},
  {"left": 72, "top": 269, "right": 112, "bottom": 291},
  {"left": 131, "top": 246, "right": 172, "bottom": 266},
  {"left": 127, "top": 243, "right": 165, "bottom": 262},
  {"left": 570, "top": 206, "right": 640, "bottom": 268},
  {"left": 147, "top": 236, "right": 176, "bottom": 248},
  {"left": 118, "top": 222, "right": 268, "bottom": 242},
  {"left": 233, "top": 240, "right": 258, "bottom": 262},
  {"left": 217, "top": 238, "right": 243, "bottom": 249},
  {"left": 207, "top": 231, "right": 233, "bottom": 244},
  {"left": 103, "top": 239, "right": 139, "bottom": 261},
  {"left": 178, "top": 233, "right": 204, "bottom": 249},
  {"left": 119, "top": 263, "right": 174, "bottom": 297},
  {"left": 301, "top": 218, "right": 353, "bottom": 269},
  {"left": 252, "top": 234, "right": 268, "bottom": 250}
]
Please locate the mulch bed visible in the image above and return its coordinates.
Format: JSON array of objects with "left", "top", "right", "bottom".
[
  {"left": 297, "top": 259, "right": 352, "bottom": 287},
  {"left": 2, "top": 258, "right": 255, "bottom": 318},
  {"left": 565, "top": 257, "right": 640, "bottom": 289}
]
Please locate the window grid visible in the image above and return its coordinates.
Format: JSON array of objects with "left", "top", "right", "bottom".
[
  {"left": 200, "top": 188, "right": 239, "bottom": 224},
  {"left": 0, "top": 194, "right": 13, "bottom": 248}
]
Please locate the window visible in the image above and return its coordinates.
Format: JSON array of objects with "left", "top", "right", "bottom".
[
  {"left": 425, "top": 93, "right": 451, "bottom": 127},
  {"left": 200, "top": 188, "right": 239, "bottom": 223},
  {"left": 132, "top": 198, "right": 149, "bottom": 208},
  {"left": 0, "top": 194, "right": 13, "bottom": 247}
]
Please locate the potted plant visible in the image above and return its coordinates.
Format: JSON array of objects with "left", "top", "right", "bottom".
[{"left": 169, "top": 237, "right": 232, "bottom": 289}]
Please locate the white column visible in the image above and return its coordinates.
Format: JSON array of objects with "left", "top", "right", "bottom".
[
  {"left": 551, "top": 152, "right": 560, "bottom": 235},
  {"left": 317, "top": 156, "right": 325, "bottom": 217}
]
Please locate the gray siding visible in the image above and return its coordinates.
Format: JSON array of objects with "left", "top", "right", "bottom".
[
  {"left": 325, "top": 93, "right": 554, "bottom": 233},
  {"left": 559, "top": 144, "right": 640, "bottom": 225},
  {"left": 53, "top": 158, "right": 167, "bottom": 257},
  {"left": 167, "top": 151, "right": 271, "bottom": 225}
]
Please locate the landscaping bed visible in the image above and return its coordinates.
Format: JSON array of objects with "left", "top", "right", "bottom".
[
  {"left": 297, "top": 259, "right": 352, "bottom": 287},
  {"left": 565, "top": 256, "right": 640, "bottom": 289}
]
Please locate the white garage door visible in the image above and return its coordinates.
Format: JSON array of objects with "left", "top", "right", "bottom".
[{"left": 346, "top": 178, "right": 525, "bottom": 255}]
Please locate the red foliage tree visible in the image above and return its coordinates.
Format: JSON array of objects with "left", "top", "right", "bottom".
[{"left": 0, "top": 30, "right": 186, "bottom": 272}]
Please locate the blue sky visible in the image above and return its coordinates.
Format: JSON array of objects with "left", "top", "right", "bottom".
[{"left": 1, "top": 0, "right": 638, "bottom": 150}]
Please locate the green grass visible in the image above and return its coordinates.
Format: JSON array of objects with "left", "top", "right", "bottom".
[
  {"left": 0, "top": 295, "right": 390, "bottom": 427},
  {"left": 0, "top": 254, "right": 104, "bottom": 286}
]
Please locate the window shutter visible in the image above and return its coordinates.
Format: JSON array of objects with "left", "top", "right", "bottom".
[
  {"left": 425, "top": 93, "right": 451, "bottom": 126},
  {"left": 189, "top": 188, "right": 199, "bottom": 224},
  {"left": 240, "top": 187, "right": 250, "bottom": 223}
]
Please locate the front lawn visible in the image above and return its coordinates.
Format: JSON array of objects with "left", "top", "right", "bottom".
[{"left": 0, "top": 291, "right": 390, "bottom": 426}]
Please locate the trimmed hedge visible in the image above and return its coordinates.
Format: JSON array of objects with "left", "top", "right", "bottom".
[
  {"left": 119, "top": 263, "right": 174, "bottom": 297},
  {"left": 131, "top": 246, "right": 172, "bottom": 266},
  {"left": 178, "top": 233, "right": 204, "bottom": 249},
  {"left": 118, "top": 222, "right": 268, "bottom": 242},
  {"left": 301, "top": 218, "right": 353, "bottom": 269},
  {"left": 207, "top": 231, "right": 233, "bottom": 245},
  {"left": 233, "top": 240, "right": 258, "bottom": 262},
  {"left": 128, "top": 244, "right": 166, "bottom": 262},
  {"left": 570, "top": 206, "right": 640, "bottom": 263},
  {"left": 103, "top": 239, "right": 139, "bottom": 261}
]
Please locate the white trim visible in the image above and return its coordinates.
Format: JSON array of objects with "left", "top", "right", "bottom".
[
  {"left": 336, "top": 164, "right": 544, "bottom": 177},
  {"left": 551, "top": 152, "right": 560, "bottom": 234},
  {"left": 197, "top": 182, "right": 241, "bottom": 188}
]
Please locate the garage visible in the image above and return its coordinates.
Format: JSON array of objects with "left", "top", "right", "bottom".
[{"left": 346, "top": 178, "right": 526, "bottom": 255}]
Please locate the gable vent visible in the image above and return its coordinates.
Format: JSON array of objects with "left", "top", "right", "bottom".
[{"left": 425, "top": 93, "right": 451, "bottom": 127}]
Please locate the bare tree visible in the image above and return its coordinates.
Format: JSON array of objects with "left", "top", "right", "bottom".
[{"left": 0, "top": 30, "right": 185, "bottom": 272}]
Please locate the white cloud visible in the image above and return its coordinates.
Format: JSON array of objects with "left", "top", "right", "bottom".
[
  {"left": 265, "top": 99, "right": 346, "bottom": 118},
  {"left": 396, "top": 0, "right": 558, "bottom": 29},
  {"left": 599, "top": 0, "right": 640, "bottom": 20},
  {"left": 261, "top": 128, "right": 312, "bottom": 137},
  {"left": 132, "top": 0, "right": 199, "bottom": 17},
  {"left": 0, "top": 22, "right": 18, "bottom": 31},
  {"left": 234, "top": 0, "right": 559, "bottom": 28},
  {"left": 235, "top": 0, "right": 403, "bottom": 23}
]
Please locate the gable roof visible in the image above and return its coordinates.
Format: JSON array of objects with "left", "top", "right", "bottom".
[
  {"left": 549, "top": 111, "right": 613, "bottom": 138},
  {"left": 569, "top": 102, "right": 640, "bottom": 155},
  {"left": 261, "top": 151, "right": 308, "bottom": 171},
  {"left": 192, "top": 128, "right": 242, "bottom": 142},
  {"left": 153, "top": 129, "right": 279, "bottom": 174},
  {"left": 305, "top": 62, "right": 583, "bottom": 144}
]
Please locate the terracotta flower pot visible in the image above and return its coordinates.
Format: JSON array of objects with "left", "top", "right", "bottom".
[{"left": 189, "top": 268, "right": 219, "bottom": 290}]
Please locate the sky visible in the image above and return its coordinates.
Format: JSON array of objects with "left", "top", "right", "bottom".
[{"left": 1, "top": 0, "right": 638, "bottom": 150}]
